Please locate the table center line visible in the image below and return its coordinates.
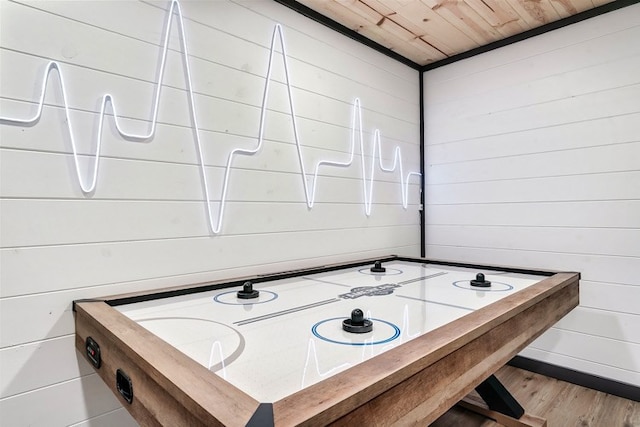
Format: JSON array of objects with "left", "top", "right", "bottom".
[
  {"left": 233, "top": 298, "right": 341, "bottom": 326},
  {"left": 302, "top": 276, "right": 353, "bottom": 287},
  {"left": 395, "top": 294, "right": 474, "bottom": 312},
  {"left": 397, "top": 271, "right": 448, "bottom": 286}
]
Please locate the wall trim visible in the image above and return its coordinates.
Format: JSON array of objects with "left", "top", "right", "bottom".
[
  {"left": 509, "top": 356, "right": 640, "bottom": 402},
  {"left": 419, "top": 71, "right": 425, "bottom": 257},
  {"left": 271, "top": 0, "right": 422, "bottom": 70},
  {"left": 273, "top": 0, "right": 639, "bottom": 72},
  {"left": 422, "top": 0, "right": 640, "bottom": 71}
]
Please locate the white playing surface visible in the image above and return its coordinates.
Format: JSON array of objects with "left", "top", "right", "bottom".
[{"left": 116, "top": 261, "right": 546, "bottom": 402}]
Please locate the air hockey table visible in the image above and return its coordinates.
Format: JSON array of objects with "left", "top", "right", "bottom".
[{"left": 74, "top": 256, "right": 579, "bottom": 426}]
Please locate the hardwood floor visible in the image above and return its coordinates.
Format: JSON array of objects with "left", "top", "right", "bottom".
[{"left": 431, "top": 365, "right": 640, "bottom": 426}]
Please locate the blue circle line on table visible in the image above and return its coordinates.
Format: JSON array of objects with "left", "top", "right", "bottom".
[
  {"left": 358, "top": 267, "right": 404, "bottom": 276},
  {"left": 452, "top": 280, "right": 513, "bottom": 292},
  {"left": 213, "top": 290, "right": 278, "bottom": 305},
  {"left": 312, "top": 317, "right": 401, "bottom": 346}
]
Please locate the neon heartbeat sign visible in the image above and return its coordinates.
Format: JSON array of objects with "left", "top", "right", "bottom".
[{"left": 0, "top": 0, "right": 421, "bottom": 234}]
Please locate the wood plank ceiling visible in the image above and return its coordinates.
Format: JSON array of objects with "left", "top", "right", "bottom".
[{"left": 293, "top": 0, "right": 618, "bottom": 67}]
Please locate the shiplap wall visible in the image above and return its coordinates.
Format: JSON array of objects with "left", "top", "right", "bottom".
[
  {"left": 0, "top": 0, "right": 421, "bottom": 424},
  {"left": 424, "top": 5, "right": 640, "bottom": 386}
]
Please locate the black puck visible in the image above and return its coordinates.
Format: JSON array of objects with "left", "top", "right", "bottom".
[
  {"left": 237, "top": 281, "right": 259, "bottom": 299},
  {"left": 470, "top": 273, "right": 491, "bottom": 288},
  {"left": 342, "top": 308, "right": 373, "bottom": 333},
  {"left": 370, "top": 261, "right": 386, "bottom": 273}
]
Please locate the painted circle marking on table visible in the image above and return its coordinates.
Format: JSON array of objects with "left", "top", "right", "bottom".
[
  {"left": 312, "top": 317, "right": 400, "bottom": 346},
  {"left": 452, "top": 280, "right": 513, "bottom": 292},
  {"left": 136, "top": 317, "right": 245, "bottom": 371},
  {"left": 213, "top": 290, "right": 278, "bottom": 305},
  {"left": 358, "top": 267, "right": 403, "bottom": 276}
]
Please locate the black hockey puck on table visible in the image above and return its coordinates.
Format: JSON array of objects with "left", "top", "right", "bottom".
[
  {"left": 237, "top": 281, "right": 260, "bottom": 299},
  {"left": 370, "top": 261, "right": 386, "bottom": 273},
  {"left": 342, "top": 308, "right": 373, "bottom": 333},
  {"left": 470, "top": 273, "right": 491, "bottom": 288}
]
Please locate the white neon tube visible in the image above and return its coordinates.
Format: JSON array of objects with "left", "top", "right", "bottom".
[{"left": 0, "top": 0, "right": 421, "bottom": 234}]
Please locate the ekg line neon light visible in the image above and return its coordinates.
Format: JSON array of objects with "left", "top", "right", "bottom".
[
  {"left": 301, "top": 338, "right": 352, "bottom": 388},
  {"left": 0, "top": 0, "right": 421, "bottom": 234}
]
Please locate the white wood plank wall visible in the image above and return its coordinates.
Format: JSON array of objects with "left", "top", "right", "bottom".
[
  {"left": 0, "top": 0, "right": 421, "bottom": 425},
  {"left": 424, "top": 4, "right": 640, "bottom": 387}
]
